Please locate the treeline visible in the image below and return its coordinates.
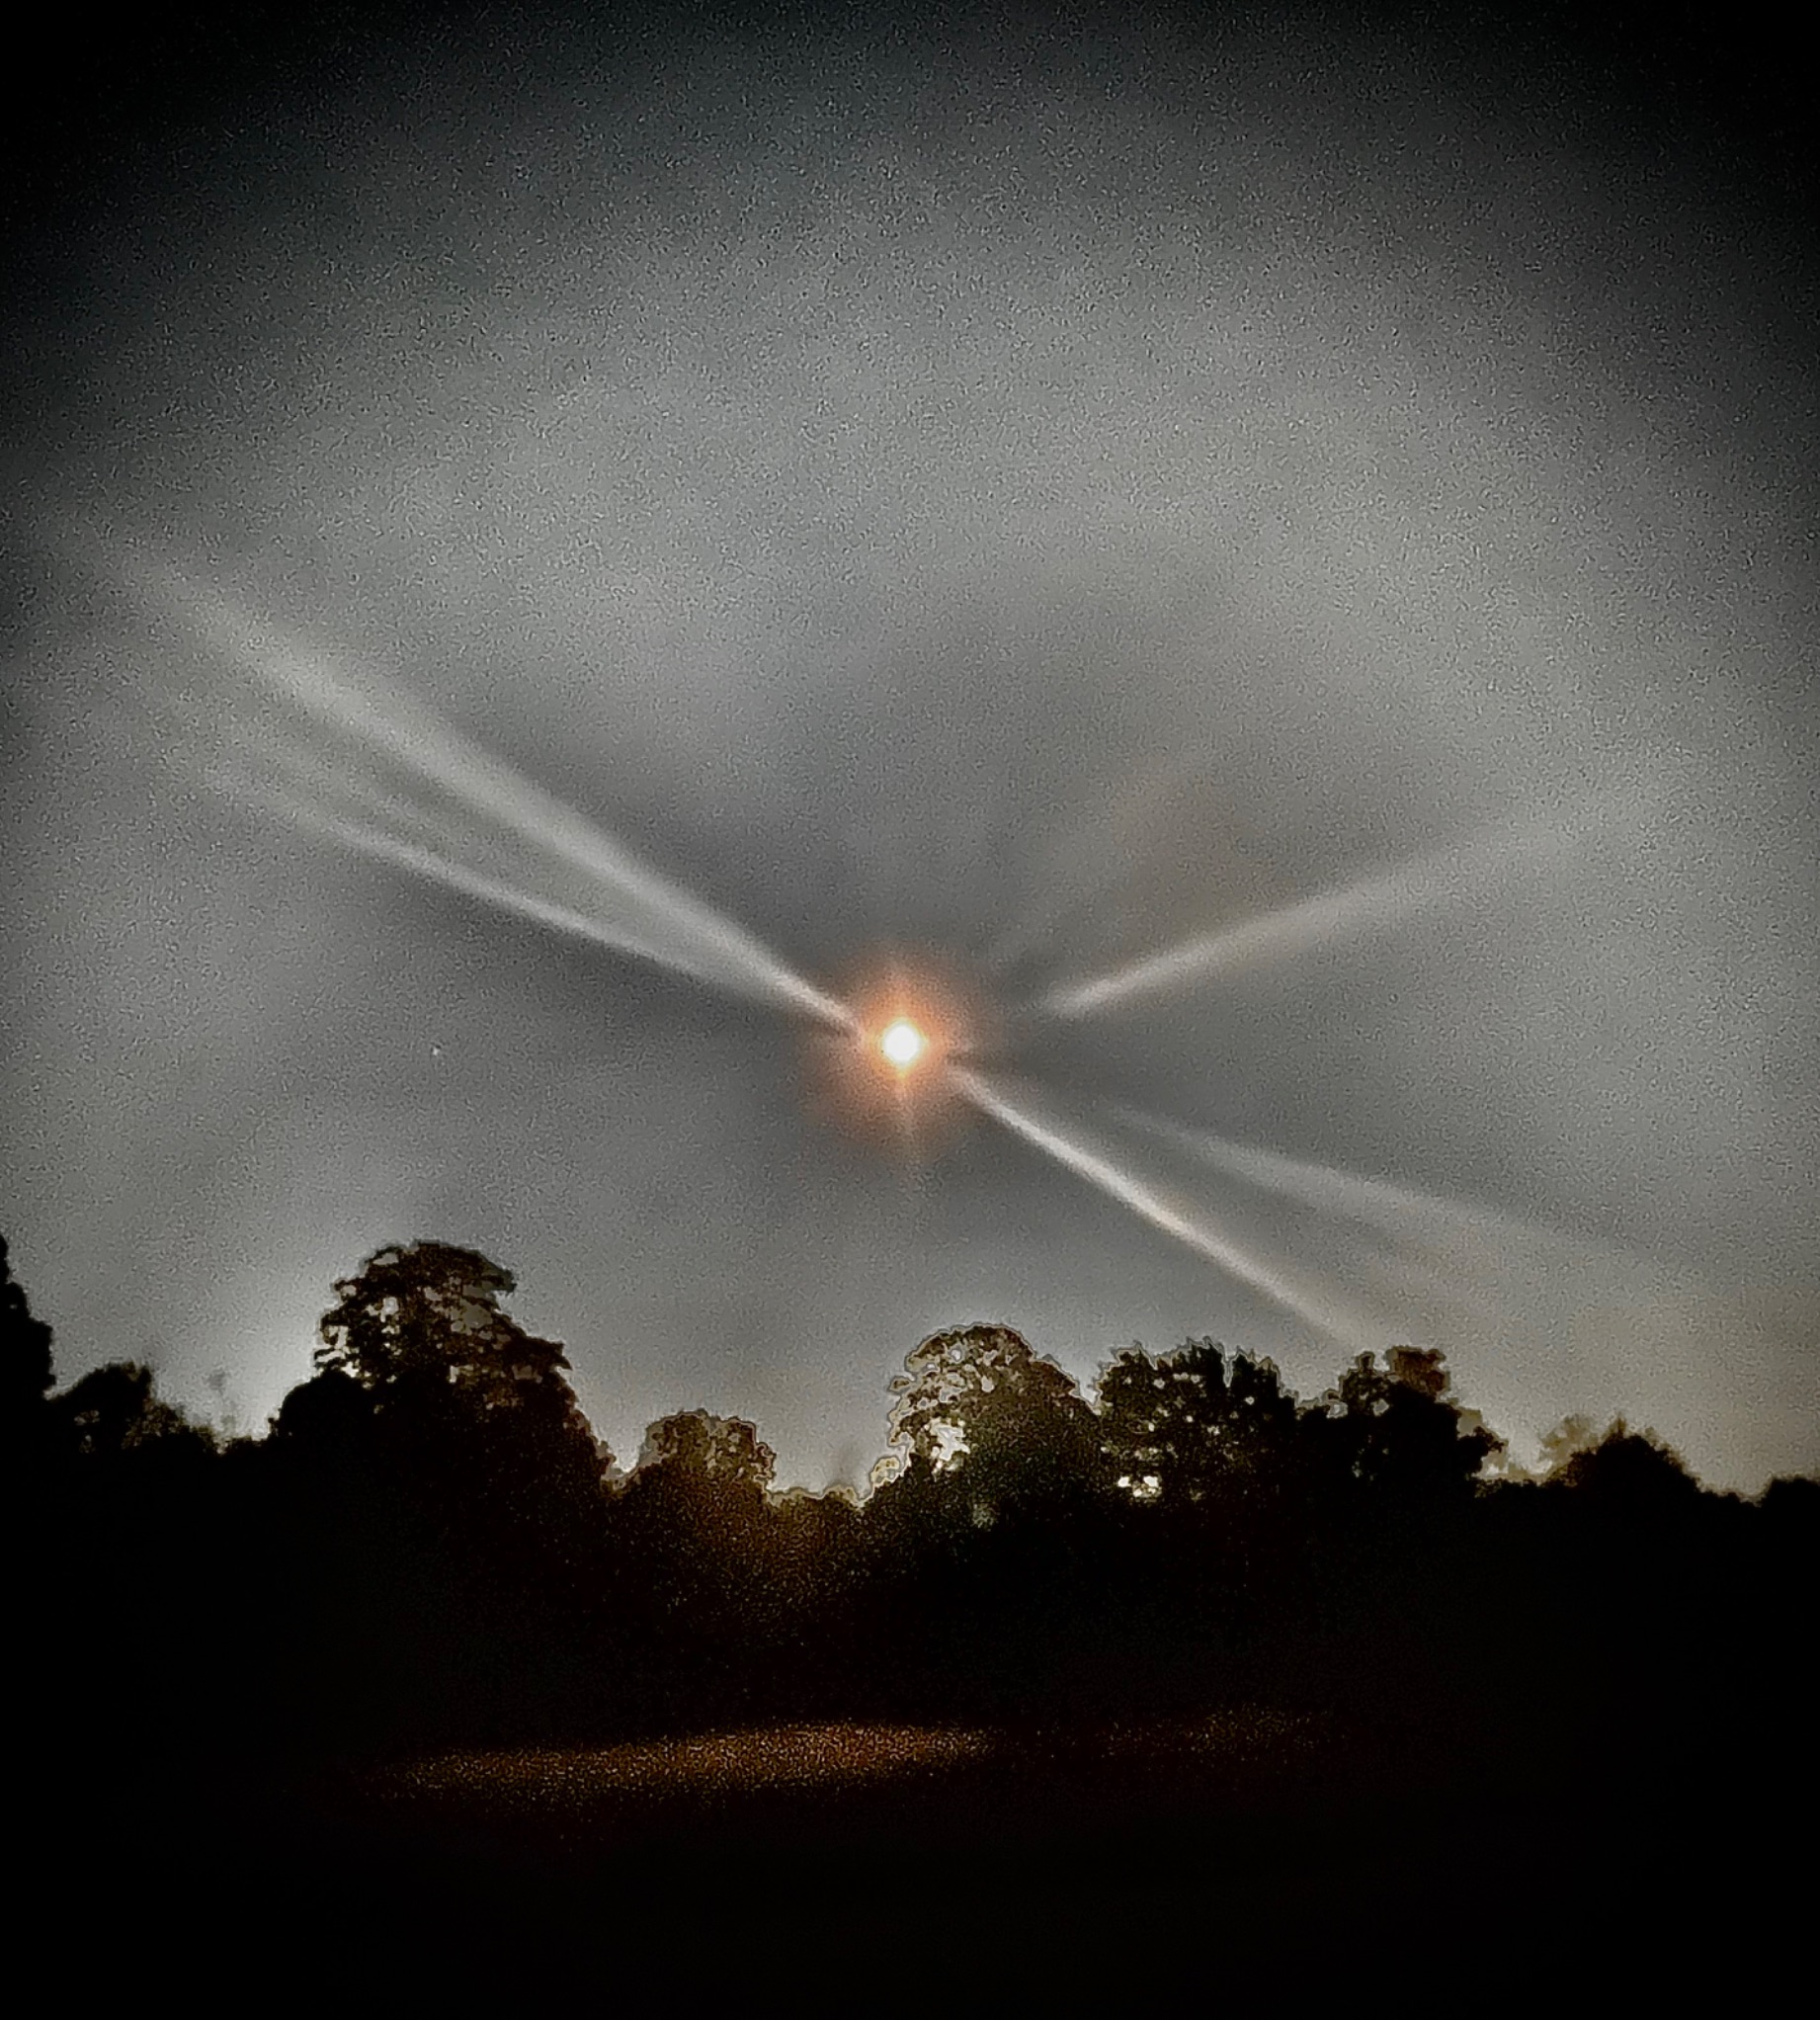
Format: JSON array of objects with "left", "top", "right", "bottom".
[{"left": 6, "top": 1235, "right": 1815, "bottom": 1780}]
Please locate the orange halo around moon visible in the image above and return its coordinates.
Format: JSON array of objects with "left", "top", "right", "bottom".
[
  {"left": 851, "top": 977, "right": 965, "bottom": 1084},
  {"left": 801, "top": 950, "right": 992, "bottom": 1148}
]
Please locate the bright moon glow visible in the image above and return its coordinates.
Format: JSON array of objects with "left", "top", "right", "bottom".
[{"left": 879, "top": 1020, "right": 928, "bottom": 1069}]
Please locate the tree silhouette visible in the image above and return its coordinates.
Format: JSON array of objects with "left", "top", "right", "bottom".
[
  {"left": 266, "top": 1363, "right": 377, "bottom": 1466},
  {"left": 605, "top": 1410, "right": 785, "bottom": 1727},
  {"left": 1316, "top": 1346, "right": 1502, "bottom": 1509},
  {"left": 312, "top": 1239, "right": 606, "bottom": 1508},
  {"left": 50, "top": 1361, "right": 214, "bottom": 1461},
  {"left": 317, "top": 1242, "right": 574, "bottom": 1412},
  {"left": 881, "top": 1322, "right": 1099, "bottom": 1518},
  {"left": 1, "top": 1235, "right": 54, "bottom": 1453},
  {"left": 864, "top": 1325, "right": 1111, "bottom": 1721},
  {"left": 286, "top": 1242, "right": 613, "bottom": 1749},
  {"left": 1541, "top": 1414, "right": 1701, "bottom": 1507},
  {"left": 635, "top": 1407, "right": 777, "bottom": 1490},
  {"left": 1089, "top": 1340, "right": 1319, "bottom": 1710},
  {"left": 1097, "top": 1338, "right": 1300, "bottom": 1509}
]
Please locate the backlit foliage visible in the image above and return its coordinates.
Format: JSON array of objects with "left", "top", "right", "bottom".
[
  {"left": 886, "top": 1323, "right": 1096, "bottom": 1478},
  {"left": 1096, "top": 1338, "right": 1298, "bottom": 1505},
  {"left": 315, "top": 1242, "right": 574, "bottom": 1413}
]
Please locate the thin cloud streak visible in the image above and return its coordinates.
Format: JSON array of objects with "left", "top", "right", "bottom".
[
  {"left": 950, "top": 1064, "right": 1365, "bottom": 1344},
  {"left": 1105, "top": 1100, "right": 1746, "bottom": 1379},
  {"left": 119, "top": 549, "right": 857, "bottom": 1034},
  {"left": 1111, "top": 1100, "right": 1639, "bottom": 1274},
  {"left": 1037, "top": 812, "right": 1575, "bottom": 1021},
  {"left": 259, "top": 787, "right": 736, "bottom": 990}
]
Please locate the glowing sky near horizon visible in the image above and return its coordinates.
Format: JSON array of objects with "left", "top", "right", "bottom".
[{"left": 3, "top": 5, "right": 1815, "bottom": 1491}]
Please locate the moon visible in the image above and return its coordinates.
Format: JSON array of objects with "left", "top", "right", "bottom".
[{"left": 879, "top": 1019, "right": 929, "bottom": 1071}]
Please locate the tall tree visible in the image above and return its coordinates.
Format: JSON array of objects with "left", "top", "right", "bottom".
[
  {"left": 634, "top": 1408, "right": 777, "bottom": 1491},
  {"left": 881, "top": 1322, "right": 1100, "bottom": 1519},
  {"left": 1, "top": 1236, "right": 55, "bottom": 1448},
  {"left": 312, "top": 1241, "right": 608, "bottom": 1533},
  {"left": 316, "top": 1243, "right": 570, "bottom": 1412},
  {"left": 50, "top": 1362, "right": 213, "bottom": 1461},
  {"left": 298, "top": 1244, "right": 614, "bottom": 1748},
  {"left": 607, "top": 1409, "right": 784, "bottom": 1725},
  {"left": 1096, "top": 1338, "right": 1301, "bottom": 1509},
  {"left": 1316, "top": 1346, "right": 1502, "bottom": 1510}
]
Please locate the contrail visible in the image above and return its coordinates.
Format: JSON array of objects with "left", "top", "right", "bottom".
[
  {"left": 1103, "top": 1100, "right": 1758, "bottom": 1435},
  {"left": 121, "top": 550, "right": 856, "bottom": 1033},
  {"left": 1113, "top": 1105, "right": 1520, "bottom": 1232},
  {"left": 187, "top": 715, "right": 727, "bottom": 984},
  {"left": 1037, "top": 813, "right": 1573, "bottom": 1020},
  {"left": 242, "top": 778, "right": 741, "bottom": 988},
  {"left": 949, "top": 1065, "right": 1365, "bottom": 1343},
  {"left": 1107, "top": 1101, "right": 1658, "bottom": 1322}
]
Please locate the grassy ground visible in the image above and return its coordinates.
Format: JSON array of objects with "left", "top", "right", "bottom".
[{"left": 32, "top": 1705, "right": 1800, "bottom": 1996}]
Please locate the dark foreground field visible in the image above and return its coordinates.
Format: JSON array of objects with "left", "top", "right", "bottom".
[{"left": 36, "top": 1705, "right": 1805, "bottom": 1996}]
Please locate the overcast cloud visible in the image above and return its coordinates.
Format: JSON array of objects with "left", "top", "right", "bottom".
[{"left": 5, "top": 9, "right": 1815, "bottom": 1487}]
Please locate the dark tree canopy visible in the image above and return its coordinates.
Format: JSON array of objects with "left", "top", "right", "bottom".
[
  {"left": 316, "top": 1243, "right": 573, "bottom": 1406},
  {"left": 635, "top": 1409, "right": 777, "bottom": 1492},
  {"left": 1319, "top": 1346, "right": 1502, "bottom": 1506},
  {"left": 265, "top": 1364, "right": 377, "bottom": 1467},
  {"left": 880, "top": 1322, "right": 1100, "bottom": 1517},
  {"left": 1542, "top": 1414, "right": 1702, "bottom": 1506},
  {"left": 51, "top": 1362, "right": 212, "bottom": 1461},
  {"left": 1097, "top": 1338, "right": 1300, "bottom": 1507},
  {"left": 1, "top": 1234, "right": 54, "bottom": 1425},
  {"left": 311, "top": 1241, "right": 609, "bottom": 1523}
]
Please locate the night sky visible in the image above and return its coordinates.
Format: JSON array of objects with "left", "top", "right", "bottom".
[{"left": 5, "top": 3, "right": 1816, "bottom": 1491}]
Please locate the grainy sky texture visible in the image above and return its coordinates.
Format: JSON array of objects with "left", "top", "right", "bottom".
[{"left": 5, "top": 3, "right": 1816, "bottom": 1489}]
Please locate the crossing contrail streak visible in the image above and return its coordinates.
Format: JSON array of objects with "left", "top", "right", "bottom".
[
  {"left": 1107, "top": 1102, "right": 1663, "bottom": 1316},
  {"left": 263, "top": 786, "right": 742, "bottom": 987},
  {"left": 1038, "top": 814, "right": 1572, "bottom": 1021},
  {"left": 949, "top": 1065, "right": 1365, "bottom": 1343},
  {"left": 188, "top": 717, "right": 737, "bottom": 987},
  {"left": 1113, "top": 1104, "right": 1527, "bottom": 1230},
  {"left": 121, "top": 550, "right": 856, "bottom": 1033}
]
